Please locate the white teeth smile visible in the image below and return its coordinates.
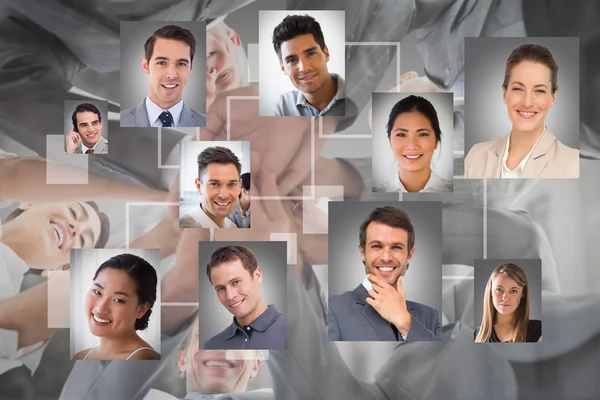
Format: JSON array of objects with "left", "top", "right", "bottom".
[
  {"left": 230, "top": 300, "right": 243, "bottom": 308},
  {"left": 51, "top": 222, "right": 64, "bottom": 249},
  {"left": 518, "top": 111, "right": 536, "bottom": 117},
  {"left": 93, "top": 314, "right": 112, "bottom": 324},
  {"left": 404, "top": 155, "right": 422, "bottom": 159},
  {"left": 204, "top": 360, "right": 233, "bottom": 368},
  {"left": 377, "top": 267, "right": 395, "bottom": 272},
  {"left": 163, "top": 84, "right": 177, "bottom": 88},
  {"left": 215, "top": 201, "right": 230, "bottom": 206}
]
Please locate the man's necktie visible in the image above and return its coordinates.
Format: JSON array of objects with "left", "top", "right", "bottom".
[
  {"left": 85, "top": 149, "right": 94, "bottom": 154},
  {"left": 159, "top": 110, "right": 174, "bottom": 127}
]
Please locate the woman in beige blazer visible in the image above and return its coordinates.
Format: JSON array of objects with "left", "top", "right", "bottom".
[{"left": 465, "top": 44, "right": 579, "bottom": 179}]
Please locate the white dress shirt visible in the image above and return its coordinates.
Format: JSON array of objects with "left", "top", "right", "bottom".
[
  {"left": 145, "top": 97, "right": 184, "bottom": 127},
  {"left": 81, "top": 138, "right": 101, "bottom": 153},
  {"left": 180, "top": 205, "right": 237, "bottom": 228},
  {"left": 375, "top": 169, "right": 453, "bottom": 193},
  {"left": 361, "top": 276, "right": 406, "bottom": 341},
  {"left": 0, "top": 218, "right": 48, "bottom": 375},
  {"left": 501, "top": 127, "right": 546, "bottom": 178}
]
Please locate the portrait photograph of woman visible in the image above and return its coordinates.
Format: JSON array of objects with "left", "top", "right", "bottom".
[
  {"left": 464, "top": 38, "right": 579, "bottom": 179},
  {"left": 474, "top": 261, "right": 542, "bottom": 343},
  {"left": 70, "top": 249, "right": 161, "bottom": 360},
  {"left": 372, "top": 92, "right": 454, "bottom": 193}
]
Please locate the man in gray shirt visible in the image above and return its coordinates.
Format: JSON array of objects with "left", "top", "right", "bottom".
[
  {"left": 204, "top": 246, "right": 287, "bottom": 350},
  {"left": 272, "top": 14, "right": 345, "bottom": 117}
]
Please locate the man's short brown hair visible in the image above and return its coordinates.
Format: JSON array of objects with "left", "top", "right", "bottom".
[
  {"left": 144, "top": 25, "right": 196, "bottom": 65},
  {"left": 206, "top": 245, "right": 258, "bottom": 283},
  {"left": 197, "top": 146, "right": 242, "bottom": 182},
  {"left": 359, "top": 206, "right": 415, "bottom": 252}
]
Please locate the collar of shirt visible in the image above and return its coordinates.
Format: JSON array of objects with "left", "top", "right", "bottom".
[
  {"left": 81, "top": 137, "right": 101, "bottom": 153},
  {"left": 381, "top": 169, "right": 451, "bottom": 193},
  {"left": 295, "top": 73, "right": 345, "bottom": 111},
  {"left": 145, "top": 96, "right": 184, "bottom": 127},
  {"left": 188, "top": 205, "right": 236, "bottom": 228},
  {"left": 361, "top": 275, "right": 372, "bottom": 292},
  {"left": 501, "top": 126, "right": 546, "bottom": 178},
  {"left": 225, "top": 304, "right": 281, "bottom": 339}
]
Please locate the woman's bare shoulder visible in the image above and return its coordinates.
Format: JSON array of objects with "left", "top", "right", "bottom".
[{"left": 73, "top": 348, "right": 93, "bottom": 360}]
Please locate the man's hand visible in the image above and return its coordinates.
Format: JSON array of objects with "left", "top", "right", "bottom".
[
  {"left": 65, "top": 130, "right": 80, "bottom": 154},
  {"left": 366, "top": 274, "right": 412, "bottom": 337}
]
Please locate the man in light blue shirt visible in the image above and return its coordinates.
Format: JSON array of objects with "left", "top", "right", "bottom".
[{"left": 272, "top": 15, "right": 345, "bottom": 117}]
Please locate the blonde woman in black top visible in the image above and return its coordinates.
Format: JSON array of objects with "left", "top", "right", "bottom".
[{"left": 475, "top": 263, "right": 542, "bottom": 343}]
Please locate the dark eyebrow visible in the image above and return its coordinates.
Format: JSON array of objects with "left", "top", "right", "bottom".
[
  {"left": 368, "top": 240, "right": 405, "bottom": 247},
  {"left": 154, "top": 56, "right": 189, "bottom": 64},
  {"left": 78, "top": 203, "right": 96, "bottom": 246},
  {"left": 303, "top": 46, "right": 318, "bottom": 54},
  {"left": 394, "top": 128, "right": 432, "bottom": 132},
  {"left": 79, "top": 119, "right": 99, "bottom": 127},
  {"left": 208, "top": 179, "right": 239, "bottom": 183},
  {"left": 92, "top": 283, "right": 129, "bottom": 297}
]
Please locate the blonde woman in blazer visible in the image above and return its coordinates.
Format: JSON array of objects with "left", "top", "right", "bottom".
[{"left": 465, "top": 44, "right": 579, "bottom": 179}]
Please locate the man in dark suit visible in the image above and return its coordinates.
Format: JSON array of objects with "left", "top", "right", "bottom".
[
  {"left": 120, "top": 25, "right": 206, "bottom": 128},
  {"left": 328, "top": 206, "right": 442, "bottom": 342}
]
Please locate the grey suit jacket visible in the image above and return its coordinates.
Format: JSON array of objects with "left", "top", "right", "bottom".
[
  {"left": 120, "top": 100, "right": 206, "bottom": 128},
  {"left": 464, "top": 128, "right": 579, "bottom": 179},
  {"left": 74, "top": 135, "right": 108, "bottom": 154},
  {"left": 328, "top": 284, "right": 442, "bottom": 341}
]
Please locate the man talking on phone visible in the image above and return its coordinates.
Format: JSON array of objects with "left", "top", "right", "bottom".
[{"left": 65, "top": 103, "right": 108, "bottom": 154}]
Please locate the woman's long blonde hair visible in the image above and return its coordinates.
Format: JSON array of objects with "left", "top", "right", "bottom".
[{"left": 475, "top": 263, "right": 530, "bottom": 342}]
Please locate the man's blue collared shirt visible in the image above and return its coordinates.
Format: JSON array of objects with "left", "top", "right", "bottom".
[
  {"left": 204, "top": 304, "right": 287, "bottom": 350},
  {"left": 274, "top": 73, "right": 346, "bottom": 117}
]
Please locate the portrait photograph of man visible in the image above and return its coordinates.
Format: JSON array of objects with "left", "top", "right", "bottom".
[
  {"left": 120, "top": 22, "right": 206, "bottom": 127},
  {"left": 64, "top": 101, "right": 108, "bottom": 154},
  {"left": 328, "top": 202, "right": 442, "bottom": 342},
  {"left": 198, "top": 242, "right": 287, "bottom": 351},
  {"left": 259, "top": 10, "right": 345, "bottom": 117},
  {"left": 179, "top": 141, "right": 250, "bottom": 229}
]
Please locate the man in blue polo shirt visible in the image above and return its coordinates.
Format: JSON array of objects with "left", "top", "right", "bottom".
[
  {"left": 204, "top": 246, "right": 287, "bottom": 350},
  {"left": 271, "top": 14, "right": 345, "bottom": 117}
]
